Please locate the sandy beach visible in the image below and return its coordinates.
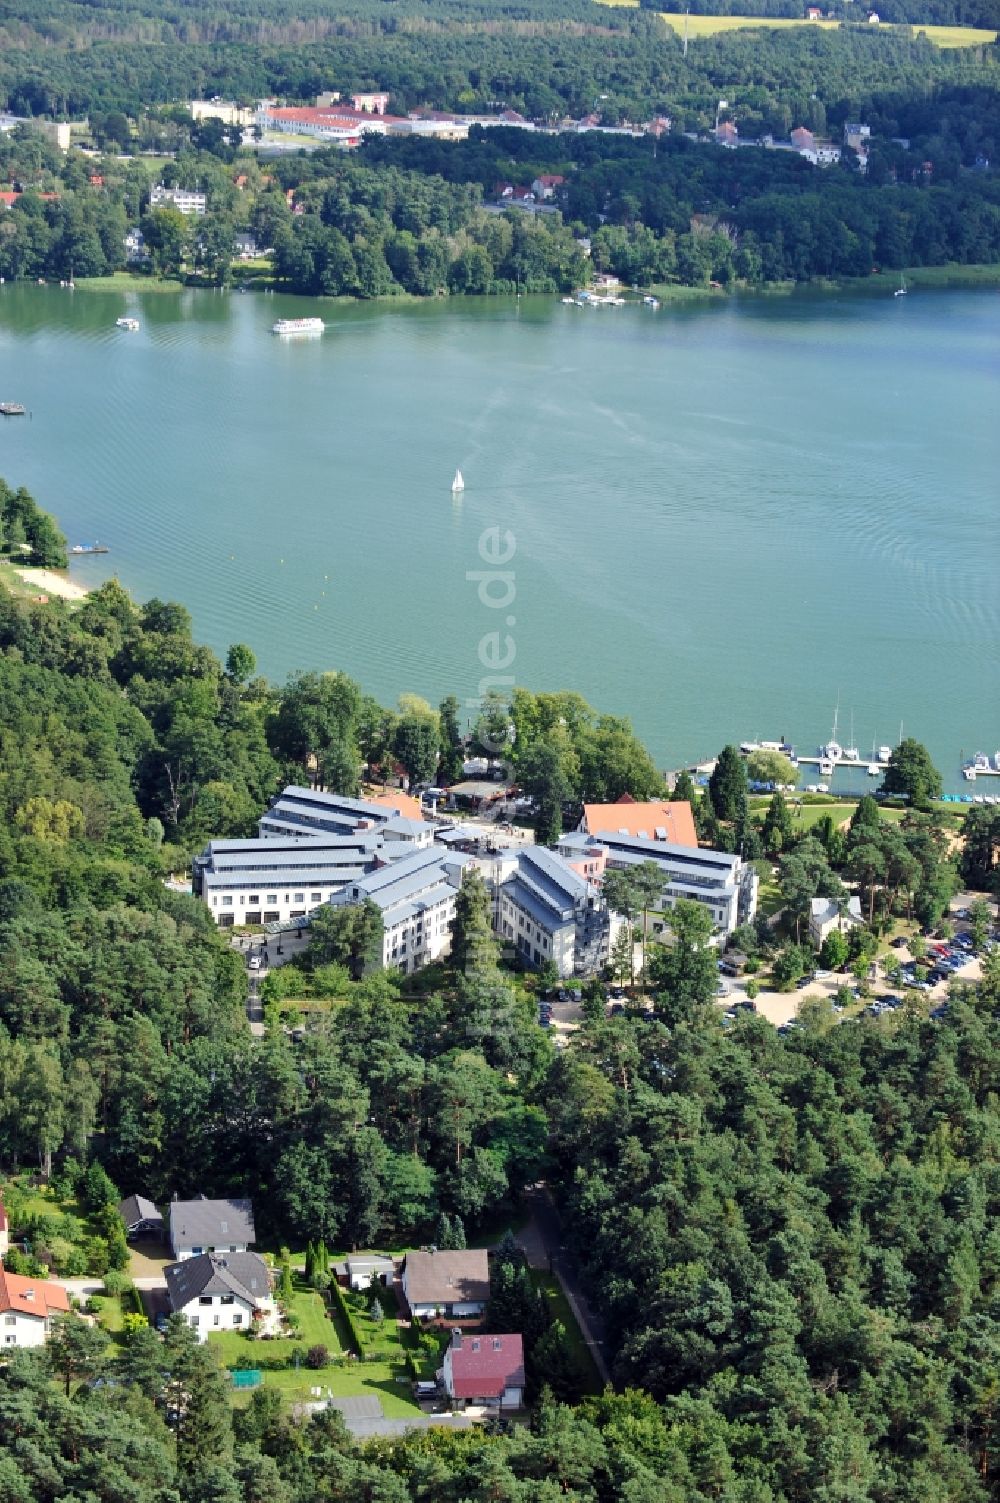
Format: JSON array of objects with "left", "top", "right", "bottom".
[{"left": 14, "top": 567, "right": 91, "bottom": 601}]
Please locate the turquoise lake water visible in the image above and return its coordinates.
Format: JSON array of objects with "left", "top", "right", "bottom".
[{"left": 1, "top": 282, "right": 997, "bottom": 786}]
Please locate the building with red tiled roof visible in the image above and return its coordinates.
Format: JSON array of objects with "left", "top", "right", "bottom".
[
  {"left": 579, "top": 796, "right": 698, "bottom": 848},
  {"left": 0, "top": 190, "right": 60, "bottom": 209},
  {"left": 442, "top": 1329, "right": 525, "bottom": 1408},
  {"left": 367, "top": 791, "right": 424, "bottom": 822},
  {"left": 0, "top": 1264, "right": 70, "bottom": 1349},
  {"left": 531, "top": 173, "right": 565, "bottom": 199}
]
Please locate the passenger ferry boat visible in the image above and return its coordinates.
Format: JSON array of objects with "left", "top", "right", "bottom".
[{"left": 272, "top": 317, "right": 325, "bottom": 336}]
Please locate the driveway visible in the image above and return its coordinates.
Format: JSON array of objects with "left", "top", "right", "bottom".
[{"left": 517, "top": 1185, "right": 612, "bottom": 1389}]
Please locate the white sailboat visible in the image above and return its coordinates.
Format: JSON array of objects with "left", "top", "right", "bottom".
[
  {"left": 894, "top": 274, "right": 907, "bottom": 298},
  {"left": 867, "top": 734, "right": 880, "bottom": 776},
  {"left": 451, "top": 468, "right": 465, "bottom": 494},
  {"left": 844, "top": 710, "right": 859, "bottom": 761}
]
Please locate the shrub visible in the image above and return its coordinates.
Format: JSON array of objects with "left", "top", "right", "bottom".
[
  {"left": 305, "top": 1343, "right": 329, "bottom": 1369},
  {"left": 102, "top": 1270, "right": 130, "bottom": 1299}
]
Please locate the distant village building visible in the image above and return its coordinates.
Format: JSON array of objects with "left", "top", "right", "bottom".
[
  {"left": 191, "top": 99, "right": 256, "bottom": 127},
  {"left": 124, "top": 228, "right": 148, "bottom": 262},
  {"left": 790, "top": 126, "right": 816, "bottom": 152},
  {"left": 843, "top": 122, "right": 871, "bottom": 151},
  {"left": 805, "top": 5, "right": 824, "bottom": 17},
  {"left": 352, "top": 91, "right": 390, "bottom": 115},
  {"left": 150, "top": 184, "right": 207, "bottom": 216},
  {"left": 715, "top": 121, "right": 738, "bottom": 148},
  {"left": 530, "top": 173, "right": 565, "bottom": 200}
]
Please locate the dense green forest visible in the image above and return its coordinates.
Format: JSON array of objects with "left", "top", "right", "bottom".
[
  {"left": 1, "top": 2, "right": 997, "bottom": 125},
  {"left": 0, "top": 481, "right": 998, "bottom": 1498}
]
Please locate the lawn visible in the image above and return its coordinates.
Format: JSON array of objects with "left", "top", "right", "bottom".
[
  {"left": 593, "top": 0, "right": 996, "bottom": 45},
  {"left": 211, "top": 1277, "right": 431, "bottom": 1418}
]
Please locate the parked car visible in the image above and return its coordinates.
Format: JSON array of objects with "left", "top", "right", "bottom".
[
  {"left": 890, "top": 937, "right": 909, "bottom": 949},
  {"left": 248, "top": 956, "right": 262, "bottom": 971}
]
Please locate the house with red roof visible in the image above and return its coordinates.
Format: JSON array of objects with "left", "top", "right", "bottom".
[
  {"left": 531, "top": 173, "right": 565, "bottom": 200},
  {"left": 578, "top": 794, "right": 698, "bottom": 848},
  {"left": 441, "top": 1329, "right": 525, "bottom": 1409},
  {"left": 0, "top": 1264, "right": 70, "bottom": 1349}
]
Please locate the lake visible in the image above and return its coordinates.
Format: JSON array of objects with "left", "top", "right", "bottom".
[{"left": 0, "top": 282, "right": 997, "bottom": 788}]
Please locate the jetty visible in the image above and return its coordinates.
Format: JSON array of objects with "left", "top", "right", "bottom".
[{"left": 0, "top": 402, "right": 27, "bottom": 416}]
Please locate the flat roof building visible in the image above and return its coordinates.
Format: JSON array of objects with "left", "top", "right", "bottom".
[{"left": 193, "top": 832, "right": 379, "bottom": 927}]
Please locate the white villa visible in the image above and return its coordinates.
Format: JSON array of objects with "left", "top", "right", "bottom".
[{"left": 165, "top": 1251, "right": 275, "bottom": 1341}]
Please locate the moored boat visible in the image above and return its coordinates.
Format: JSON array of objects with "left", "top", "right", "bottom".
[{"left": 115, "top": 317, "right": 140, "bottom": 331}]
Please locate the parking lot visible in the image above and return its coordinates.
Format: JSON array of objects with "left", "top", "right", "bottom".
[{"left": 716, "top": 893, "right": 994, "bottom": 1032}]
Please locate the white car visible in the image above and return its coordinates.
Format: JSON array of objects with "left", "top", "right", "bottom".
[{"left": 248, "top": 956, "right": 262, "bottom": 971}]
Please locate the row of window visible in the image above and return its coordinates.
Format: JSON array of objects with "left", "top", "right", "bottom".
[
  {"left": 215, "top": 891, "right": 325, "bottom": 907},
  {"left": 189, "top": 1312, "right": 243, "bottom": 1327}
]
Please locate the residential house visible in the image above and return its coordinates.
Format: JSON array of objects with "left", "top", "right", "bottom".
[
  {"left": 843, "top": 123, "right": 871, "bottom": 152},
  {"left": 494, "top": 845, "right": 615, "bottom": 976},
  {"left": 124, "top": 227, "right": 148, "bottom": 263},
  {"left": 233, "top": 232, "right": 258, "bottom": 258},
  {"left": 492, "top": 182, "right": 515, "bottom": 201},
  {"left": 327, "top": 846, "right": 471, "bottom": 974},
  {"left": 401, "top": 1249, "right": 490, "bottom": 1319},
  {"left": 805, "top": 5, "right": 824, "bottom": 17},
  {"left": 809, "top": 895, "right": 863, "bottom": 948},
  {"left": 150, "top": 184, "right": 207, "bottom": 216},
  {"left": 441, "top": 1329, "right": 525, "bottom": 1409},
  {"left": 578, "top": 796, "right": 698, "bottom": 848},
  {"left": 333, "top": 1254, "right": 396, "bottom": 1291},
  {"left": 168, "top": 1196, "right": 255, "bottom": 1261},
  {"left": 790, "top": 126, "right": 816, "bottom": 153},
  {"left": 531, "top": 174, "right": 565, "bottom": 200},
  {"left": 509, "top": 186, "right": 535, "bottom": 204},
  {"left": 0, "top": 1266, "right": 70, "bottom": 1348},
  {"left": 165, "top": 1251, "right": 273, "bottom": 1341},
  {"left": 715, "top": 121, "right": 738, "bottom": 148},
  {"left": 557, "top": 829, "right": 759, "bottom": 935},
  {"left": 192, "top": 832, "right": 379, "bottom": 926},
  {"left": 867, "top": 9, "right": 880, "bottom": 21},
  {"left": 117, "top": 1195, "right": 164, "bottom": 1238}
]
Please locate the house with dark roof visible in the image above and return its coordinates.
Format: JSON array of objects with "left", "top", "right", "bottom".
[
  {"left": 441, "top": 1329, "right": 525, "bottom": 1408},
  {"left": 169, "top": 1196, "right": 255, "bottom": 1261},
  {"left": 165, "top": 1251, "right": 273, "bottom": 1341},
  {"left": 117, "top": 1195, "right": 164, "bottom": 1238},
  {"left": 401, "top": 1249, "right": 490, "bottom": 1319},
  {"left": 0, "top": 1265, "right": 70, "bottom": 1348}
]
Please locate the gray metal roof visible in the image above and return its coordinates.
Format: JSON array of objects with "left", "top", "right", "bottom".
[
  {"left": 561, "top": 830, "right": 741, "bottom": 878},
  {"left": 165, "top": 1250, "right": 270, "bottom": 1310},
  {"left": 203, "top": 866, "right": 367, "bottom": 892},
  {"left": 169, "top": 1196, "right": 255, "bottom": 1250},
  {"left": 269, "top": 786, "right": 393, "bottom": 823},
  {"left": 501, "top": 875, "right": 575, "bottom": 934}
]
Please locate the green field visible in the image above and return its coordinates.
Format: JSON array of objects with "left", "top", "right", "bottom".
[{"left": 594, "top": 0, "right": 997, "bottom": 46}]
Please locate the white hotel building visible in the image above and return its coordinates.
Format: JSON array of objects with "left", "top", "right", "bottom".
[{"left": 328, "top": 845, "right": 470, "bottom": 974}]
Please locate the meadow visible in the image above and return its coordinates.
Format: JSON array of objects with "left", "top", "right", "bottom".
[{"left": 593, "top": 0, "right": 997, "bottom": 47}]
